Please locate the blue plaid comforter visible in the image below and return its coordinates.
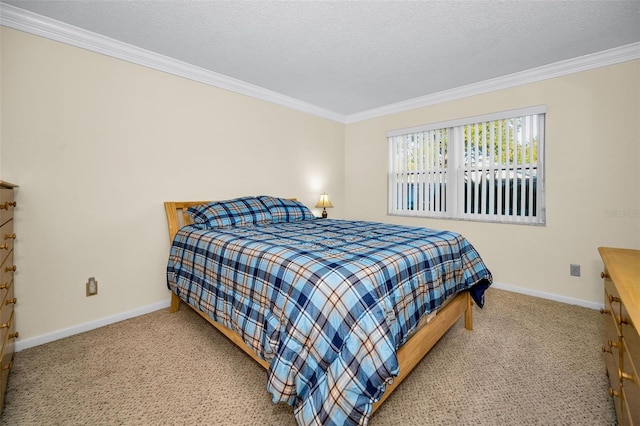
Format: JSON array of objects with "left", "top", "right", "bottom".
[{"left": 167, "top": 219, "right": 492, "bottom": 425}]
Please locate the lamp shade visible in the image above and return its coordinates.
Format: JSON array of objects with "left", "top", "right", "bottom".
[{"left": 315, "top": 193, "right": 333, "bottom": 209}]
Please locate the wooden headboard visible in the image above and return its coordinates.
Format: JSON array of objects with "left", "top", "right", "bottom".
[{"left": 164, "top": 201, "right": 208, "bottom": 244}]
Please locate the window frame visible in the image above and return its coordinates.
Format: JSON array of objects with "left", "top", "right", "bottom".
[{"left": 387, "top": 105, "right": 546, "bottom": 225}]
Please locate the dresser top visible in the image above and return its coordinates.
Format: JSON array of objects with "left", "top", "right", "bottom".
[
  {"left": 0, "top": 181, "right": 17, "bottom": 189},
  {"left": 599, "top": 247, "right": 640, "bottom": 330}
]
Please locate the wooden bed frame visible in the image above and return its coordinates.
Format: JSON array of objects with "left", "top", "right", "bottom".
[{"left": 164, "top": 200, "right": 473, "bottom": 413}]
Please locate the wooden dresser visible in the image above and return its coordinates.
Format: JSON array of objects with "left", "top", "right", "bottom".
[
  {"left": 0, "top": 180, "right": 18, "bottom": 415},
  {"left": 599, "top": 247, "right": 640, "bottom": 425}
]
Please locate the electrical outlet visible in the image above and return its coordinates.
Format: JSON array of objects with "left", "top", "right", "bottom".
[
  {"left": 86, "top": 277, "right": 98, "bottom": 296},
  {"left": 570, "top": 264, "right": 581, "bottom": 277}
]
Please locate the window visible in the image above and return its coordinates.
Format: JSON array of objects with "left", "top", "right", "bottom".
[{"left": 388, "top": 106, "right": 546, "bottom": 225}]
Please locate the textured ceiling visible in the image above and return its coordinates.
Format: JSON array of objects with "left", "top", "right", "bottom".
[{"left": 3, "top": 0, "right": 640, "bottom": 115}]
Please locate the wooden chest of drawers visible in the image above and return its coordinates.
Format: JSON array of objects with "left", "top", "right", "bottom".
[
  {"left": 599, "top": 247, "right": 640, "bottom": 426},
  {"left": 0, "top": 180, "right": 18, "bottom": 416}
]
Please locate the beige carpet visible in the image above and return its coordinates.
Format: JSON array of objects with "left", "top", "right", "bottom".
[{"left": 0, "top": 289, "right": 616, "bottom": 425}]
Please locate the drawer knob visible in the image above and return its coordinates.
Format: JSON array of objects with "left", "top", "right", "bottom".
[
  {"left": 601, "top": 272, "right": 609, "bottom": 279},
  {"left": 608, "top": 294, "right": 620, "bottom": 304},
  {"left": 0, "top": 202, "right": 16, "bottom": 210},
  {"left": 9, "top": 331, "right": 18, "bottom": 340},
  {"left": 0, "top": 321, "right": 9, "bottom": 329},
  {"left": 609, "top": 387, "right": 620, "bottom": 398},
  {"left": 1, "top": 362, "right": 12, "bottom": 371},
  {"left": 619, "top": 369, "right": 637, "bottom": 384},
  {"left": 0, "top": 281, "right": 8, "bottom": 290},
  {"left": 602, "top": 339, "right": 620, "bottom": 353},
  {"left": 0, "top": 243, "right": 8, "bottom": 250},
  {"left": 5, "top": 297, "right": 16, "bottom": 305},
  {"left": 616, "top": 315, "right": 629, "bottom": 325},
  {"left": 4, "top": 233, "right": 16, "bottom": 240},
  {"left": 599, "top": 308, "right": 610, "bottom": 315},
  {"left": 4, "top": 265, "right": 16, "bottom": 272}
]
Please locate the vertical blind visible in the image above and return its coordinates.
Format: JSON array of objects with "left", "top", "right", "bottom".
[{"left": 388, "top": 106, "right": 546, "bottom": 225}]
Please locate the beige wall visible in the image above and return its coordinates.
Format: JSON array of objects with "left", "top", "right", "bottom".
[
  {"left": 2, "top": 25, "right": 639, "bottom": 348},
  {"left": 345, "top": 60, "right": 640, "bottom": 305},
  {"left": 0, "top": 28, "right": 345, "bottom": 345}
]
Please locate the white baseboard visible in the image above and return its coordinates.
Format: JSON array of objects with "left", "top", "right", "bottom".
[
  {"left": 15, "top": 299, "right": 171, "bottom": 352},
  {"left": 490, "top": 282, "right": 604, "bottom": 311},
  {"left": 14, "top": 283, "right": 602, "bottom": 352}
]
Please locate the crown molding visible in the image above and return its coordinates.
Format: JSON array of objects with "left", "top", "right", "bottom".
[
  {"left": 0, "top": 3, "right": 347, "bottom": 123},
  {"left": 2, "top": 3, "right": 638, "bottom": 126},
  {"left": 345, "top": 41, "right": 640, "bottom": 123}
]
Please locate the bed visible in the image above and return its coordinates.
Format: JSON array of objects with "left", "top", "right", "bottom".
[{"left": 165, "top": 196, "right": 492, "bottom": 425}]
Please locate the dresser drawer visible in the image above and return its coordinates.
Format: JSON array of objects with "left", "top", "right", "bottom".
[
  {"left": 0, "top": 189, "right": 15, "bottom": 228},
  {"left": 604, "top": 309, "right": 623, "bottom": 412},
  {"left": 605, "top": 279, "right": 623, "bottom": 336},
  {"left": 621, "top": 340, "right": 639, "bottom": 425},
  {"left": 622, "top": 324, "right": 639, "bottom": 391},
  {"left": 622, "top": 306, "right": 640, "bottom": 364},
  {"left": 0, "top": 252, "right": 15, "bottom": 345},
  {"left": 0, "top": 189, "right": 13, "bottom": 203},
  {"left": 0, "top": 250, "right": 10, "bottom": 279},
  {"left": 0, "top": 221, "right": 14, "bottom": 257},
  {"left": 0, "top": 305, "right": 14, "bottom": 350},
  {"left": 0, "top": 308, "right": 15, "bottom": 412},
  {"left": 0, "top": 274, "right": 15, "bottom": 329},
  {"left": 0, "top": 250, "right": 14, "bottom": 295}
]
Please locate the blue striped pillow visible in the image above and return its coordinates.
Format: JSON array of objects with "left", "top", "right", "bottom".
[
  {"left": 258, "top": 196, "right": 315, "bottom": 223},
  {"left": 186, "top": 197, "right": 272, "bottom": 227}
]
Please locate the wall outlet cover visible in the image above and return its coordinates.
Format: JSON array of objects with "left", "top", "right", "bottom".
[
  {"left": 86, "top": 277, "right": 98, "bottom": 296},
  {"left": 570, "top": 264, "right": 581, "bottom": 277}
]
